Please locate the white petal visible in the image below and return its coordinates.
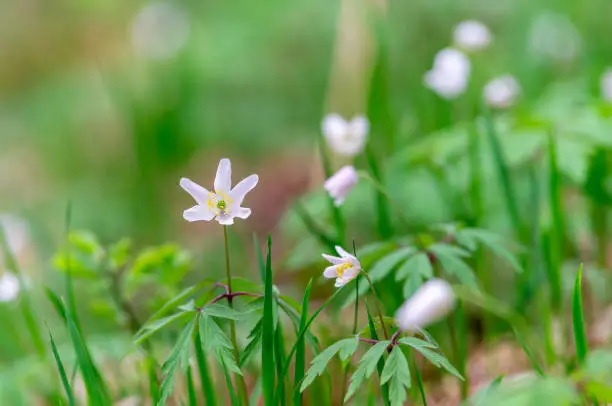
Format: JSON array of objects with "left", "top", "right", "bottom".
[
  {"left": 348, "top": 116, "right": 369, "bottom": 140},
  {"left": 323, "top": 266, "right": 338, "bottom": 278},
  {"left": 214, "top": 158, "right": 232, "bottom": 193},
  {"left": 343, "top": 267, "right": 360, "bottom": 280},
  {"left": 335, "top": 246, "right": 354, "bottom": 259},
  {"left": 180, "top": 178, "right": 210, "bottom": 205},
  {"left": 232, "top": 207, "right": 252, "bottom": 219},
  {"left": 183, "top": 205, "right": 214, "bottom": 222},
  {"left": 322, "top": 253, "right": 344, "bottom": 265},
  {"left": 395, "top": 279, "right": 456, "bottom": 332},
  {"left": 230, "top": 174, "right": 259, "bottom": 205},
  {"left": 334, "top": 278, "right": 347, "bottom": 288},
  {"left": 321, "top": 114, "right": 347, "bottom": 139},
  {"left": 216, "top": 215, "right": 235, "bottom": 226}
]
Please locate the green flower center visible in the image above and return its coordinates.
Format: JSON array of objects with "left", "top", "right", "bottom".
[{"left": 216, "top": 200, "right": 227, "bottom": 210}]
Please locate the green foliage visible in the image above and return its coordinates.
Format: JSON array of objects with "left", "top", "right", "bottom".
[
  {"left": 293, "top": 279, "right": 312, "bottom": 406},
  {"left": 47, "top": 326, "right": 76, "bottom": 406},
  {"left": 262, "top": 236, "right": 275, "bottom": 405},
  {"left": 572, "top": 265, "right": 588, "bottom": 366},
  {"left": 300, "top": 337, "right": 359, "bottom": 392},
  {"left": 199, "top": 315, "right": 242, "bottom": 376},
  {"left": 344, "top": 340, "right": 390, "bottom": 402},
  {"left": 429, "top": 244, "right": 477, "bottom": 287},
  {"left": 381, "top": 346, "right": 411, "bottom": 406}
]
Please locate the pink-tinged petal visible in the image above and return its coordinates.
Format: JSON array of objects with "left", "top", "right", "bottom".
[
  {"left": 232, "top": 207, "right": 252, "bottom": 219},
  {"left": 180, "top": 178, "right": 210, "bottom": 205},
  {"left": 343, "top": 267, "right": 360, "bottom": 280},
  {"left": 322, "top": 253, "right": 344, "bottom": 265},
  {"left": 216, "top": 214, "right": 234, "bottom": 226},
  {"left": 183, "top": 205, "right": 214, "bottom": 222},
  {"left": 214, "top": 158, "right": 232, "bottom": 193},
  {"left": 323, "top": 266, "right": 338, "bottom": 278},
  {"left": 335, "top": 245, "right": 355, "bottom": 260},
  {"left": 334, "top": 278, "right": 347, "bottom": 288},
  {"left": 230, "top": 174, "right": 259, "bottom": 206}
]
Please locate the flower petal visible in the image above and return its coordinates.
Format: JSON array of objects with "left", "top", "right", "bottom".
[
  {"left": 321, "top": 113, "right": 347, "bottom": 140},
  {"left": 230, "top": 174, "right": 259, "bottom": 205},
  {"left": 335, "top": 246, "right": 354, "bottom": 260},
  {"left": 214, "top": 158, "right": 232, "bottom": 193},
  {"left": 348, "top": 116, "right": 369, "bottom": 140},
  {"left": 183, "top": 205, "right": 214, "bottom": 222},
  {"left": 334, "top": 278, "right": 347, "bottom": 288},
  {"left": 216, "top": 214, "right": 235, "bottom": 226},
  {"left": 232, "top": 207, "right": 252, "bottom": 219},
  {"left": 322, "top": 253, "right": 344, "bottom": 265},
  {"left": 323, "top": 266, "right": 338, "bottom": 278},
  {"left": 180, "top": 178, "right": 210, "bottom": 205},
  {"left": 343, "top": 267, "right": 360, "bottom": 280}
]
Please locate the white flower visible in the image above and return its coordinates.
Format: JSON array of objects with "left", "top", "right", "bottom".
[
  {"left": 322, "top": 114, "right": 369, "bottom": 157},
  {"left": 395, "top": 279, "right": 455, "bottom": 332},
  {"left": 529, "top": 12, "right": 581, "bottom": 62},
  {"left": 484, "top": 75, "right": 521, "bottom": 109},
  {"left": 601, "top": 69, "right": 612, "bottom": 102},
  {"left": 453, "top": 20, "right": 492, "bottom": 51},
  {"left": 324, "top": 166, "right": 358, "bottom": 206},
  {"left": 180, "top": 158, "right": 258, "bottom": 226},
  {"left": 0, "top": 273, "right": 20, "bottom": 302},
  {"left": 131, "top": 1, "right": 190, "bottom": 60},
  {"left": 424, "top": 48, "right": 471, "bottom": 99},
  {"left": 322, "top": 246, "right": 361, "bottom": 288}
]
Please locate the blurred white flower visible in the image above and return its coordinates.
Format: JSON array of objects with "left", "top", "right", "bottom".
[
  {"left": 322, "top": 246, "right": 360, "bottom": 288},
  {"left": 395, "top": 279, "right": 455, "bottom": 332},
  {"left": 601, "top": 69, "right": 612, "bottom": 102},
  {"left": 131, "top": 1, "right": 190, "bottom": 60},
  {"left": 322, "top": 114, "right": 369, "bottom": 157},
  {"left": 529, "top": 12, "right": 581, "bottom": 62},
  {"left": 424, "top": 48, "right": 471, "bottom": 99},
  {"left": 453, "top": 20, "right": 492, "bottom": 51},
  {"left": 180, "top": 158, "right": 258, "bottom": 226},
  {"left": 324, "top": 166, "right": 358, "bottom": 206},
  {"left": 0, "top": 214, "right": 29, "bottom": 256},
  {"left": 484, "top": 75, "right": 521, "bottom": 109},
  {"left": 0, "top": 273, "right": 20, "bottom": 302}
]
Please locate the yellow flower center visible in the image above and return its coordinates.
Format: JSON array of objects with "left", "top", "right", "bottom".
[
  {"left": 336, "top": 262, "right": 352, "bottom": 278},
  {"left": 207, "top": 191, "right": 233, "bottom": 215}
]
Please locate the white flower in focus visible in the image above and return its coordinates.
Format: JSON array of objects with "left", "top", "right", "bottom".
[
  {"left": 322, "top": 246, "right": 361, "bottom": 288},
  {"left": 453, "top": 20, "right": 492, "bottom": 51},
  {"left": 484, "top": 75, "right": 521, "bottom": 109},
  {"left": 322, "top": 114, "right": 369, "bottom": 157},
  {"left": 529, "top": 12, "right": 581, "bottom": 62},
  {"left": 0, "top": 215, "right": 29, "bottom": 256},
  {"left": 0, "top": 273, "right": 20, "bottom": 302},
  {"left": 395, "top": 279, "right": 455, "bottom": 332},
  {"left": 131, "top": 1, "right": 190, "bottom": 60},
  {"left": 324, "top": 166, "right": 358, "bottom": 206},
  {"left": 601, "top": 69, "right": 612, "bottom": 102},
  {"left": 424, "top": 48, "right": 471, "bottom": 99},
  {"left": 180, "top": 158, "right": 259, "bottom": 226}
]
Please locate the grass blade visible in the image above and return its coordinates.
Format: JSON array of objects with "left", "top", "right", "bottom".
[
  {"left": 221, "top": 358, "right": 239, "bottom": 406},
  {"left": 275, "top": 317, "right": 287, "bottom": 406},
  {"left": 194, "top": 327, "right": 217, "bottom": 406},
  {"left": 572, "top": 264, "right": 588, "bottom": 366},
  {"left": 262, "top": 235, "right": 276, "bottom": 405},
  {"left": 410, "top": 350, "right": 427, "bottom": 406},
  {"left": 187, "top": 365, "right": 198, "bottom": 406},
  {"left": 47, "top": 325, "right": 76, "bottom": 406},
  {"left": 292, "top": 279, "right": 312, "bottom": 406}
]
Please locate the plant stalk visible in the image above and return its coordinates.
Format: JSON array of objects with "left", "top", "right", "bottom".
[{"left": 360, "top": 271, "right": 389, "bottom": 340}]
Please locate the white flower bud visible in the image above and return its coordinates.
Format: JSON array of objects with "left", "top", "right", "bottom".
[
  {"left": 484, "top": 75, "right": 521, "bottom": 109},
  {"left": 453, "top": 20, "right": 492, "bottom": 51},
  {"left": 324, "top": 166, "right": 358, "bottom": 206},
  {"left": 0, "top": 273, "right": 20, "bottom": 302},
  {"left": 395, "top": 279, "right": 455, "bottom": 332}
]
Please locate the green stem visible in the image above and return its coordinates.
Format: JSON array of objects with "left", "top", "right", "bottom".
[
  {"left": 223, "top": 226, "right": 249, "bottom": 406},
  {"left": 410, "top": 351, "right": 427, "bottom": 406},
  {"left": 359, "top": 271, "right": 389, "bottom": 340},
  {"left": 341, "top": 275, "right": 360, "bottom": 403}
]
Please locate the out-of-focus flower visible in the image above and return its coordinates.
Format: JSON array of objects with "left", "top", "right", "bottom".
[
  {"left": 180, "top": 158, "right": 258, "bottom": 226},
  {"left": 395, "top": 279, "right": 455, "bottom": 332},
  {"left": 324, "top": 166, "right": 358, "bottom": 206},
  {"left": 0, "top": 273, "right": 20, "bottom": 302},
  {"left": 322, "top": 114, "right": 369, "bottom": 157},
  {"left": 322, "top": 246, "right": 361, "bottom": 288},
  {"left": 0, "top": 214, "right": 29, "bottom": 256},
  {"left": 453, "top": 20, "right": 492, "bottom": 51},
  {"left": 601, "top": 69, "right": 612, "bottom": 102},
  {"left": 131, "top": 1, "right": 190, "bottom": 60},
  {"left": 484, "top": 75, "right": 521, "bottom": 109},
  {"left": 529, "top": 12, "right": 581, "bottom": 62},
  {"left": 424, "top": 48, "right": 471, "bottom": 99}
]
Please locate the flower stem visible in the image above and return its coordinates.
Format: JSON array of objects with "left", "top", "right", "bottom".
[
  {"left": 359, "top": 270, "right": 389, "bottom": 340},
  {"left": 223, "top": 226, "right": 249, "bottom": 405}
]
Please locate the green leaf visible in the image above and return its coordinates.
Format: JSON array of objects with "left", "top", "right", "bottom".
[
  {"left": 382, "top": 346, "right": 411, "bottom": 406},
  {"left": 52, "top": 231, "right": 104, "bottom": 278},
  {"left": 221, "top": 357, "right": 240, "bottom": 406},
  {"left": 134, "top": 311, "right": 193, "bottom": 346},
  {"left": 402, "top": 273, "right": 424, "bottom": 298},
  {"left": 411, "top": 346, "right": 463, "bottom": 381},
  {"left": 47, "top": 326, "right": 76, "bottom": 406},
  {"left": 262, "top": 235, "right": 275, "bottom": 405},
  {"left": 193, "top": 327, "right": 216, "bottom": 406},
  {"left": 427, "top": 244, "right": 471, "bottom": 258},
  {"left": 293, "top": 279, "right": 312, "bottom": 406},
  {"left": 300, "top": 337, "right": 359, "bottom": 392},
  {"left": 108, "top": 238, "right": 132, "bottom": 270},
  {"left": 429, "top": 245, "right": 477, "bottom": 287},
  {"left": 345, "top": 341, "right": 390, "bottom": 401},
  {"left": 199, "top": 315, "right": 242, "bottom": 376},
  {"left": 395, "top": 252, "right": 432, "bottom": 281},
  {"left": 369, "top": 247, "right": 417, "bottom": 282},
  {"left": 398, "top": 337, "right": 438, "bottom": 350},
  {"left": 366, "top": 301, "right": 390, "bottom": 406},
  {"left": 240, "top": 319, "right": 262, "bottom": 367},
  {"left": 460, "top": 229, "right": 522, "bottom": 273},
  {"left": 572, "top": 264, "right": 588, "bottom": 366},
  {"left": 201, "top": 302, "right": 245, "bottom": 320},
  {"left": 158, "top": 317, "right": 197, "bottom": 405}
]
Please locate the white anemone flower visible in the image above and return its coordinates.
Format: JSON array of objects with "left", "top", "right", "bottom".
[
  {"left": 180, "top": 158, "right": 258, "bottom": 226},
  {"left": 324, "top": 166, "right": 358, "bottom": 206},
  {"left": 453, "top": 20, "right": 492, "bottom": 51},
  {"left": 395, "top": 279, "right": 455, "bottom": 332},
  {"left": 424, "top": 48, "right": 471, "bottom": 99},
  {"left": 0, "top": 273, "right": 20, "bottom": 302},
  {"left": 484, "top": 75, "right": 521, "bottom": 109},
  {"left": 601, "top": 69, "right": 612, "bottom": 102},
  {"left": 322, "top": 246, "right": 361, "bottom": 288},
  {"left": 322, "top": 114, "right": 369, "bottom": 157}
]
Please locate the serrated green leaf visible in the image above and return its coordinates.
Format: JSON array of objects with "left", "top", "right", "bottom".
[
  {"left": 429, "top": 246, "right": 477, "bottom": 287},
  {"left": 134, "top": 311, "right": 192, "bottom": 346},
  {"left": 412, "top": 346, "right": 463, "bottom": 381},
  {"left": 199, "top": 315, "right": 242, "bottom": 376},
  {"left": 395, "top": 252, "right": 432, "bottom": 281},
  {"left": 344, "top": 341, "right": 390, "bottom": 402},
  {"left": 158, "top": 317, "right": 197, "bottom": 405},
  {"left": 240, "top": 319, "right": 262, "bottom": 367},
  {"left": 460, "top": 228, "right": 522, "bottom": 273},
  {"left": 369, "top": 247, "right": 417, "bottom": 282},
  {"left": 398, "top": 337, "right": 438, "bottom": 350},
  {"left": 382, "top": 346, "right": 411, "bottom": 406},
  {"left": 428, "top": 243, "right": 471, "bottom": 258},
  {"left": 201, "top": 302, "right": 245, "bottom": 320},
  {"left": 300, "top": 338, "right": 360, "bottom": 392}
]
